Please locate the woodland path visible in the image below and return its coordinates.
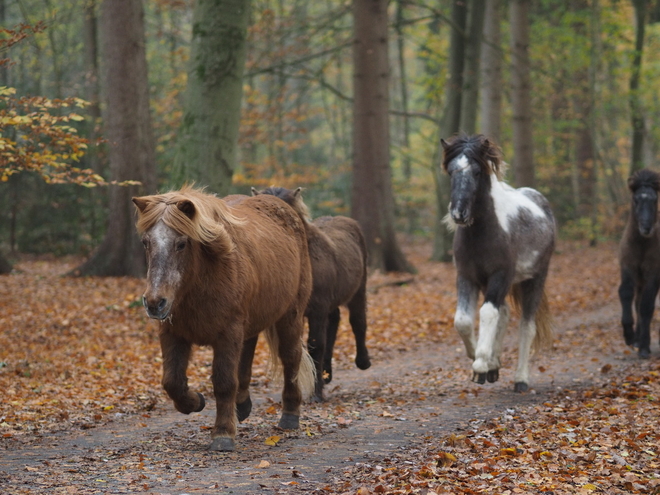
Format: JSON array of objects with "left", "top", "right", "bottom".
[{"left": 1, "top": 292, "right": 652, "bottom": 495}]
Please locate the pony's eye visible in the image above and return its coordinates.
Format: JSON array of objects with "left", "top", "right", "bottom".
[
  {"left": 176, "top": 241, "right": 186, "bottom": 252},
  {"left": 142, "top": 238, "right": 148, "bottom": 248}
]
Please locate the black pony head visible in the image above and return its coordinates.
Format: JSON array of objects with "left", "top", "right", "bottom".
[
  {"left": 441, "top": 134, "right": 503, "bottom": 226},
  {"left": 628, "top": 169, "right": 660, "bottom": 237}
]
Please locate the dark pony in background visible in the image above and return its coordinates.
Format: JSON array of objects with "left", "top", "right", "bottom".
[
  {"left": 442, "top": 134, "right": 556, "bottom": 392},
  {"left": 618, "top": 168, "right": 660, "bottom": 358},
  {"left": 252, "top": 186, "right": 371, "bottom": 401},
  {"left": 132, "top": 186, "right": 315, "bottom": 451}
]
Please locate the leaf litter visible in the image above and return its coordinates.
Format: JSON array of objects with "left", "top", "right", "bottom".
[{"left": 1, "top": 240, "right": 659, "bottom": 493}]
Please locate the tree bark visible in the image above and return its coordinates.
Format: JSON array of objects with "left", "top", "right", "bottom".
[
  {"left": 509, "top": 0, "right": 535, "bottom": 187},
  {"left": 172, "top": 0, "right": 252, "bottom": 196},
  {"left": 460, "top": 0, "right": 486, "bottom": 134},
  {"left": 479, "top": 0, "right": 502, "bottom": 142},
  {"left": 351, "top": 0, "right": 413, "bottom": 273},
  {"left": 72, "top": 0, "right": 157, "bottom": 277},
  {"left": 630, "top": 0, "right": 647, "bottom": 173},
  {"left": 431, "top": 0, "right": 467, "bottom": 262}
]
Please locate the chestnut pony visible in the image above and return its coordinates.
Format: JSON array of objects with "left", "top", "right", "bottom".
[
  {"left": 132, "top": 186, "right": 315, "bottom": 451},
  {"left": 252, "top": 186, "right": 371, "bottom": 401}
]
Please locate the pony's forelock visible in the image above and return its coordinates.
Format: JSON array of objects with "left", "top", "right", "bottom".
[
  {"left": 628, "top": 169, "right": 660, "bottom": 193},
  {"left": 442, "top": 134, "right": 505, "bottom": 180},
  {"left": 135, "top": 186, "right": 242, "bottom": 245}
]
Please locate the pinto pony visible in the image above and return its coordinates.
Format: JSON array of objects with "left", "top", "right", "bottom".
[
  {"left": 132, "top": 187, "right": 315, "bottom": 451},
  {"left": 252, "top": 186, "right": 371, "bottom": 401},
  {"left": 619, "top": 168, "right": 660, "bottom": 358},
  {"left": 442, "top": 134, "right": 556, "bottom": 392}
]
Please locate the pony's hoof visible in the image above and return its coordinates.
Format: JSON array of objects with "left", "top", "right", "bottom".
[
  {"left": 355, "top": 355, "right": 371, "bottom": 370},
  {"left": 236, "top": 397, "right": 252, "bottom": 422},
  {"left": 638, "top": 348, "right": 651, "bottom": 359},
  {"left": 209, "top": 436, "right": 235, "bottom": 452},
  {"left": 278, "top": 413, "right": 300, "bottom": 430},
  {"left": 472, "top": 372, "right": 487, "bottom": 384},
  {"left": 486, "top": 369, "right": 499, "bottom": 383},
  {"left": 310, "top": 393, "right": 324, "bottom": 403},
  {"left": 514, "top": 382, "right": 528, "bottom": 393},
  {"left": 194, "top": 393, "right": 206, "bottom": 412}
]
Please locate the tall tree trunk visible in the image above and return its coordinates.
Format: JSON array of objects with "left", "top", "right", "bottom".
[
  {"left": 431, "top": 0, "right": 467, "bottom": 262},
  {"left": 396, "top": 0, "right": 415, "bottom": 234},
  {"left": 172, "top": 0, "right": 252, "bottom": 196},
  {"left": 630, "top": 0, "right": 647, "bottom": 173},
  {"left": 72, "top": 0, "right": 157, "bottom": 277},
  {"left": 0, "top": 0, "right": 11, "bottom": 273},
  {"left": 479, "top": 0, "right": 502, "bottom": 142},
  {"left": 351, "top": 0, "right": 413, "bottom": 273},
  {"left": 460, "top": 0, "right": 486, "bottom": 134},
  {"left": 509, "top": 0, "right": 535, "bottom": 187},
  {"left": 83, "top": 2, "right": 102, "bottom": 177}
]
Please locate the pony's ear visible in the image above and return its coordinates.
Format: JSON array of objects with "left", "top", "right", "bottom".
[
  {"left": 627, "top": 175, "right": 636, "bottom": 191},
  {"left": 132, "top": 197, "right": 148, "bottom": 213},
  {"left": 177, "top": 199, "right": 196, "bottom": 219},
  {"left": 294, "top": 187, "right": 303, "bottom": 198},
  {"left": 441, "top": 138, "right": 449, "bottom": 150},
  {"left": 251, "top": 187, "right": 259, "bottom": 196}
]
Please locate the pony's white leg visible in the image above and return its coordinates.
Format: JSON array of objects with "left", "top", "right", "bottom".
[
  {"left": 514, "top": 318, "right": 536, "bottom": 391},
  {"left": 486, "top": 303, "right": 509, "bottom": 382},
  {"left": 473, "top": 302, "right": 500, "bottom": 375},
  {"left": 454, "top": 278, "right": 479, "bottom": 359}
]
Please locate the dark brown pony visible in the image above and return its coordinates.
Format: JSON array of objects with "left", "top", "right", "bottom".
[
  {"left": 252, "top": 187, "right": 371, "bottom": 401},
  {"left": 619, "top": 168, "right": 660, "bottom": 358},
  {"left": 132, "top": 186, "right": 315, "bottom": 451}
]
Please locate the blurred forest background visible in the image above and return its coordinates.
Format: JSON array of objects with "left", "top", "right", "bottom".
[{"left": 0, "top": 0, "right": 658, "bottom": 272}]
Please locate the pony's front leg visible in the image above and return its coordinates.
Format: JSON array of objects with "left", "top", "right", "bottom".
[
  {"left": 618, "top": 269, "right": 636, "bottom": 346},
  {"left": 159, "top": 329, "right": 205, "bottom": 415},
  {"left": 454, "top": 276, "right": 479, "bottom": 360},
  {"left": 209, "top": 335, "right": 242, "bottom": 452},
  {"left": 636, "top": 279, "right": 659, "bottom": 358},
  {"left": 473, "top": 272, "right": 509, "bottom": 383},
  {"left": 487, "top": 302, "right": 510, "bottom": 384}
]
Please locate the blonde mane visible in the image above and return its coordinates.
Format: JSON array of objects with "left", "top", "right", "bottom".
[{"left": 134, "top": 185, "right": 243, "bottom": 245}]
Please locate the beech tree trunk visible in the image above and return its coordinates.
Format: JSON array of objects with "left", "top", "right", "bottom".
[
  {"left": 351, "top": 0, "right": 413, "bottom": 273},
  {"left": 460, "top": 0, "right": 486, "bottom": 134},
  {"left": 431, "top": 0, "right": 467, "bottom": 262},
  {"left": 172, "top": 0, "right": 251, "bottom": 196},
  {"left": 72, "top": 0, "right": 156, "bottom": 277},
  {"left": 510, "top": 0, "right": 535, "bottom": 187},
  {"left": 479, "top": 0, "right": 502, "bottom": 142},
  {"left": 630, "top": 0, "right": 647, "bottom": 173}
]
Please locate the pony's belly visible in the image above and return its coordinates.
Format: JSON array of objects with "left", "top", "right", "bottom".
[{"left": 513, "top": 250, "right": 540, "bottom": 283}]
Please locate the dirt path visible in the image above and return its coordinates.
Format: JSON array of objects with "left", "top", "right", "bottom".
[{"left": 1, "top": 293, "right": 651, "bottom": 495}]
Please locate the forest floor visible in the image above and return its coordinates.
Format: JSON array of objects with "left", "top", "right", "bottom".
[{"left": 1, "top": 239, "right": 659, "bottom": 494}]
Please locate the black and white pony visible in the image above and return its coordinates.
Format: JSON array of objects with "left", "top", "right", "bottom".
[
  {"left": 442, "top": 134, "right": 556, "bottom": 392},
  {"left": 618, "top": 168, "right": 660, "bottom": 359}
]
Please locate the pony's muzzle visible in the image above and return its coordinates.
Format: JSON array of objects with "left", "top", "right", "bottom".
[
  {"left": 451, "top": 209, "right": 470, "bottom": 226},
  {"left": 143, "top": 295, "right": 171, "bottom": 320}
]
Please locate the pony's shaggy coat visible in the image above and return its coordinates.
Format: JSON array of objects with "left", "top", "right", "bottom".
[
  {"left": 133, "top": 186, "right": 314, "bottom": 451},
  {"left": 442, "top": 134, "right": 555, "bottom": 392},
  {"left": 253, "top": 187, "right": 371, "bottom": 401},
  {"left": 618, "top": 168, "right": 660, "bottom": 358}
]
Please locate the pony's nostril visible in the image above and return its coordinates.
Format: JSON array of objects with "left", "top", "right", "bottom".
[
  {"left": 142, "top": 295, "right": 147, "bottom": 308},
  {"left": 157, "top": 298, "right": 168, "bottom": 312}
]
